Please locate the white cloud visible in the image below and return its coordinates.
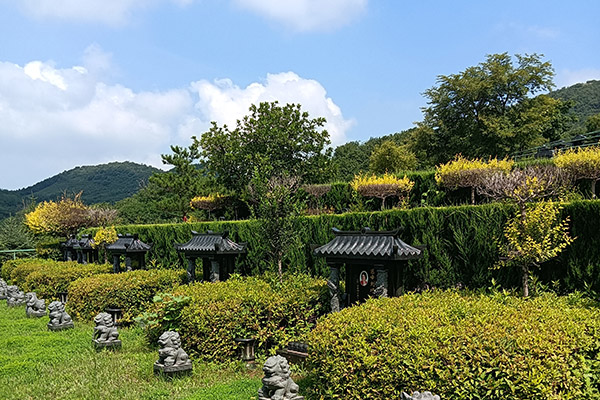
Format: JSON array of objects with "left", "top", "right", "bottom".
[
  {"left": 555, "top": 68, "right": 600, "bottom": 89},
  {"left": 0, "top": 57, "right": 352, "bottom": 189},
  {"left": 190, "top": 71, "right": 352, "bottom": 145},
  {"left": 232, "top": 0, "right": 368, "bottom": 31}
]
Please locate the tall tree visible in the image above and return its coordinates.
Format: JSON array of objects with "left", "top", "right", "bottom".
[
  {"left": 368, "top": 140, "right": 417, "bottom": 174},
  {"left": 416, "top": 53, "right": 570, "bottom": 165},
  {"left": 198, "top": 101, "right": 333, "bottom": 193}
]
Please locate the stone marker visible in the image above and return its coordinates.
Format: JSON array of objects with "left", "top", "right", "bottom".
[
  {"left": 6, "top": 285, "right": 26, "bottom": 307},
  {"left": 0, "top": 278, "right": 7, "bottom": 300},
  {"left": 25, "top": 292, "right": 46, "bottom": 317},
  {"left": 258, "top": 355, "right": 303, "bottom": 400},
  {"left": 153, "top": 331, "right": 192, "bottom": 375},
  {"left": 402, "top": 391, "right": 441, "bottom": 400},
  {"left": 47, "top": 301, "right": 74, "bottom": 331},
  {"left": 93, "top": 312, "right": 121, "bottom": 350}
]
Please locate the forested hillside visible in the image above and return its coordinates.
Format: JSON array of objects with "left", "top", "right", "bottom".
[
  {"left": 0, "top": 162, "right": 160, "bottom": 219},
  {"left": 550, "top": 79, "right": 600, "bottom": 130}
]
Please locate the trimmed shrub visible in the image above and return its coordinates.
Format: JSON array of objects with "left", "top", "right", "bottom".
[
  {"left": 1, "top": 258, "right": 52, "bottom": 282},
  {"left": 308, "top": 291, "right": 600, "bottom": 399},
  {"left": 24, "top": 263, "right": 111, "bottom": 300},
  {"left": 143, "top": 274, "right": 328, "bottom": 362},
  {"left": 68, "top": 269, "right": 187, "bottom": 324}
]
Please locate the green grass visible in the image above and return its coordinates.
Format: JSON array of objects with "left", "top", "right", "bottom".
[{"left": 0, "top": 304, "right": 261, "bottom": 400}]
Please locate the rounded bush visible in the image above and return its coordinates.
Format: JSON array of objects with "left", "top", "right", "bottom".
[
  {"left": 24, "top": 262, "right": 111, "bottom": 300},
  {"left": 308, "top": 291, "right": 600, "bottom": 399},
  {"left": 1, "top": 258, "right": 53, "bottom": 283},
  {"left": 68, "top": 269, "right": 187, "bottom": 324},
  {"left": 145, "top": 273, "right": 328, "bottom": 362}
]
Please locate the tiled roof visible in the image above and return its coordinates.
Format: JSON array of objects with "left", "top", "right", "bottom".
[
  {"left": 314, "top": 227, "right": 422, "bottom": 260},
  {"left": 106, "top": 234, "right": 151, "bottom": 253},
  {"left": 175, "top": 231, "right": 246, "bottom": 255}
]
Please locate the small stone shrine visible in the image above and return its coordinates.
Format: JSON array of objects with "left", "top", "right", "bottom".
[
  {"left": 0, "top": 278, "right": 7, "bottom": 300},
  {"left": 106, "top": 234, "right": 152, "bottom": 273},
  {"left": 61, "top": 234, "right": 80, "bottom": 262},
  {"left": 93, "top": 312, "right": 121, "bottom": 349},
  {"left": 6, "top": 285, "right": 26, "bottom": 307},
  {"left": 314, "top": 227, "right": 423, "bottom": 311},
  {"left": 175, "top": 231, "right": 246, "bottom": 283},
  {"left": 154, "top": 331, "right": 192, "bottom": 375},
  {"left": 258, "top": 355, "right": 303, "bottom": 400},
  {"left": 25, "top": 292, "right": 46, "bottom": 317},
  {"left": 73, "top": 234, "right": 99, "bottom": 264},
  {"left": 47, "top": 301, "right": 74, "bottom": 331},
  {"left": 402, "top": 391, "right": 441, "bottom": 400}
]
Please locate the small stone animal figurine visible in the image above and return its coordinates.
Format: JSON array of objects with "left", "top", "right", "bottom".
[
  {"left": 402, "top": 391, "right": 441, "bottom": 400},
  {"left": 93, "top": 312, "right": 121, "bottom": 349},
  {"left": 6, "top": 285, "right": 26, "bottom": 307},
  {"left": 47, "top": 301, "right": 74, "bottom": 331},
  {"left": 154, "top": 331, "right": 192, "bottom": 374},
  {"left": 25, "top": 292, "right": 47, "bottom": 317},
  {"left": 0, "top": 278, "right": 7, "bottom": 300},
  {"left": 258, "top": 355, "right": 303, "bottom": 400}
]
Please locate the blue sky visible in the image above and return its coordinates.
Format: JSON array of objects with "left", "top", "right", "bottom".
[{"left": 1, "top": 0, "right": 599, "bottom": 190}]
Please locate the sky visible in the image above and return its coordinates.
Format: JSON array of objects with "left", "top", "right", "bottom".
[{"left": 0, "top": 0, "right": 599, "bottom": 190}]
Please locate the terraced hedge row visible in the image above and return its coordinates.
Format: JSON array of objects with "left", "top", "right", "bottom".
[{"left": 85, "top": 200, "right": 600, "bottom": 293}]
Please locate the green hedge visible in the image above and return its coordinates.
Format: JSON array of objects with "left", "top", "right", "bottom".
[
  {"left": 24, "top": 263, "right": 111, "bottom": 301},
  {"left": 68, "top": 269, "right": 187, "bottom": 324},
  {"left": 308, "top": 291, "right": 600, "bottom": 399},
  {"left": 1, "top": 258, "right": 52, "bottom": 282},
  {"left": 84, "top": 200, "right": 600, "bottom": 293},
  {"left": 144, "top": 274, "right": 328, "bottom": 362}
]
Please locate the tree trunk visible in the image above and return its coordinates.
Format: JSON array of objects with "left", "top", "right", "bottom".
[
  {"left": 522, "top": 265, "right": 529, "bottom": 298},
  {"left": 592, "top": 179, "right": 597, "bottom": 199},
  {"left": 277, "top": 256, "right": 283, "bottom": 284},
  {"left": 381, "top": 196, "right": 387, "bottom": 211},
  {"left": 471, "top": 187, "right": 475, "bottom": 205}
]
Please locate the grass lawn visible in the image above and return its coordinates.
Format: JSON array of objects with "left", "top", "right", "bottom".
[{"left": 0, "top": 303, "right": 262, "bottom": 400}]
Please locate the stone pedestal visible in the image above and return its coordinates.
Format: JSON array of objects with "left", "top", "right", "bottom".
[
  {"left": 93, "top": 339, "right": 122, "bottom": 350},
  {"left": 48, "top": 321, "right": 74, "bottom": 331}
]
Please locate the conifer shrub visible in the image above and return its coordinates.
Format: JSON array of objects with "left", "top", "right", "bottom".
[
  {"left": 68, "top": 269, "right": 187, "bottom": 324},
  {"left": 308, "top": 291, "right": 600, "bottom": 399},
  {"left": 141, "top": 274, "right": 328, "bottom": 362}
]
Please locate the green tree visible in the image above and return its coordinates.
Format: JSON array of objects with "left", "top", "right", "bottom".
[
  {"left": 141, "top": 143, "right": 218, "bottom": 221},
  {"left": 368, "top": 140, "right": 417, "bottom": 174},
  {"left": 500, "top": 201, "right": 573, "bottom": 297},
  {"left": 586, "top": 113, "right": 600, "bottom": 133},
  {"left": 0, "top": 215, "right": 35, "bottom": 250},
  {"left": 247, "top": 172, "right": 304, "bottom": 281},
  {"left": 417, "top": 53, "right": 571, "bottom": 164},
  {"left": 198, "top": 101, "right": 333, "bottom": 192}
]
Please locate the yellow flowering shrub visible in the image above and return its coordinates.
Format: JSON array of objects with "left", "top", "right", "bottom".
[
  {"left": 190, "top": 193, "right": 226, "bottom": 211},
  {"left": 351, "top": 172, "right": 414, "bottom": 210},
  {"left": 25, "top": 193, "right": 89, "bottom": 236},
  {"left": 435, "top": 155, "right": 514, "bottom": 204},
  {"left": 93, "top": 226, "right": 118, "bottom": 248},
  {"left": 554, "top": 146, "right": 600, "bottom": 197}
]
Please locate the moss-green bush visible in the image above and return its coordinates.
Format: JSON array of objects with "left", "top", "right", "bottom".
[
  {"left": 24, "top": 263, "right": 111, "bottom": 300},
  {"left": 308, "top": 291, "right": 600, "bottom": 399},
  {"left": 144, "top": 274, "right": 328, "bottom": 362},
  {"left": 68, "top": 269, "right": 187, "bottom": 324},
  {"left": 1, "top": 258, "right": 52, "bottom": 282}
]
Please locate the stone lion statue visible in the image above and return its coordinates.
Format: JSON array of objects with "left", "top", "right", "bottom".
[
  {"left": 402, "top": 391, "right": 441, "bottom": 400},
  {"left": 156, "top": 331, "right": 191, "bottom": 368},
  {"left": 0, "top": 278, "right": 7, "bottom": 300},
  {"left": 25, "top": 292, "right": 46, "bottom": 317},
  {"left": 6, "top": 285, "right": 26, "bottom": 306},
  {"left": 48, "top": 300, "right": 72, "bottom": 326},
  {"left": 258, "top": 355, "right": 303, "bottom": 400},
  {"left": 93, "top": 312, "right": 120, "bottom": 343}
]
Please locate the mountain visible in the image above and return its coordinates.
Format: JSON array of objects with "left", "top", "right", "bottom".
[
  {"left": 0, "top": 161, "right": 161, "bottom": 219},
  {"left": 549, "top": 79, "right": 600, "bottom": 129}
]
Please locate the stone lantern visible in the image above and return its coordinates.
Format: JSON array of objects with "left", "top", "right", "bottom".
[
  {"left": 73, "top": 234, "right": 99, "bottom": 264},
  {"left": 314, "top": 227, "right": 423, "bottom": 312},
  {"left": 175, "top": 231, "right": 246, "bottom": 283},
  {"left": 61, "top": 235, "right": 79, "bottom": 262},
  {"left": 106, "top": 234, "right": 152, "bottom": 273}
]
